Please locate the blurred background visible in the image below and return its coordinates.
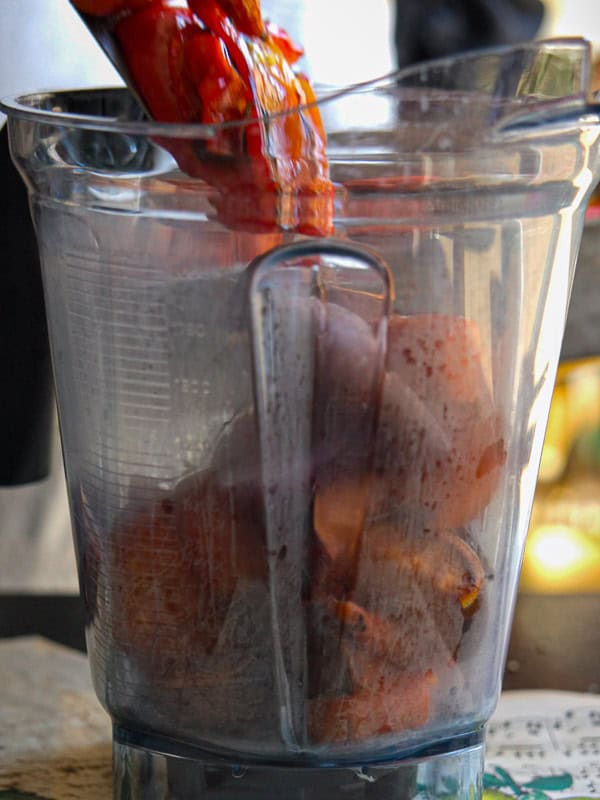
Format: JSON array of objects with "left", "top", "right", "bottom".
[{"left": 0, "top": 0, "right": 599, "bottom": 691}]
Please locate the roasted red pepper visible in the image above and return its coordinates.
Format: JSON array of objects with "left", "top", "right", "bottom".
[
  {"left": 265, "top": 21, "right": 304, "bottom": 65},
  {"left": 114, "top": 4, "right": 203, "bottom": 123},
  {"left": 71, "top": 0, "right": 333, "bottom": 234},
  {"left": 212, "top": 0, "right": 265, "bottom": 38}
]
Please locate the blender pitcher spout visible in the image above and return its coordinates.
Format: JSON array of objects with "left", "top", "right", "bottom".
[
  {"left": 372, "top": 36, "right": 598, "bottom": 151},
  {"left": 494, "top": 88, "right": 600, "bottom": 142},
  {"left": 492, "top": 91, "right": 600, "bottom": 207}
]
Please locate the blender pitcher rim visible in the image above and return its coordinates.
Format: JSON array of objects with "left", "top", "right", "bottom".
[{"left": 0, "top": 36, "right": 595, "bottom": 140}]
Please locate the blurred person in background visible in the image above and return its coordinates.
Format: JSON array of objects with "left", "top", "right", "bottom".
[
  {"left": 393, "top": 0, "right": 544, "bottom": 68},
  {"left": 0, "top": 0, "right": 118, "bottom": 593}
]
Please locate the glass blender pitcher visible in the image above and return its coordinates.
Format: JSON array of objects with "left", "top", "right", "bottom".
[{"left": 3, "top": 37, "right": 600, "bottom": 800}]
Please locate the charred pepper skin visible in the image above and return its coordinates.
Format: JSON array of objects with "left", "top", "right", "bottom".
[{"left": 71, "top": 0, "right": 334, "bottom": 234}]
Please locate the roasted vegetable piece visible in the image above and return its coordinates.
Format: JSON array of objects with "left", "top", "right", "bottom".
[
  {"left": 311, "top": 298, "right": 384, "bottom": 554},
  {"left": 188, "top": 0, "right": 333, "bottom": 232},
  {"left": 96, "top": 0, "right": 333, "bottom": 233},
  {"left": 308, "top": 671, "right": 434, "bottom": 744},
  {"left": 382, "top": 314, "right": 506, "bottom": 528},
  {"left": 184, "top": 28, "right": 252, "bottom": 126},
  {"left": 115, "top": 4, "right": 203, "bottom": 123},
  {"left": 362, "top": 526, "right": 485, "bottom": 613},
  {"left": 310, "top": 524, "right": 483, "bottom": 696},
  {"left": 313, "top": 480, "right": 369, "bottom": 567},
  {"left": 311, "top": 310, "right": 505, "bottom": 570},
  {"left": 265, "top": 21, "right": 304, "bottom": 65},
  {"left": 109, "top": 470, "right": 267, "bottom": 666}
]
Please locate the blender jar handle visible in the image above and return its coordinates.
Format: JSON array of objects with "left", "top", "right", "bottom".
[{"left": 247, "top": 238, "right": 393, "bottom": 750}]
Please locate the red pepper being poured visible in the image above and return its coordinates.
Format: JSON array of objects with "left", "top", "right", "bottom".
[{"left": 72, "top": 0, "right": 334, "bottom": 235}]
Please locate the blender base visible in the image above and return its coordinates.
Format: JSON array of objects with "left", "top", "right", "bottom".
[{"left": 112, "top": 726, "right": 484, "bottom": 800}]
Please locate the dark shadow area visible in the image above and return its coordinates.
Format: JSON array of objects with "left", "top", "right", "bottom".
[
  {"left": 504, "top": 593, "right": 600, "bottom": 693},
  {"left": 0, "top": 127, "right": 54, "bottom": 486},
  {"left": 0, "top": 594, "right": 87, "bottom": 652}
]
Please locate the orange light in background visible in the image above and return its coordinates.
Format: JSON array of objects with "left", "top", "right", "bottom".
[
  {"left": 520, "top": 357, "right": 600, "bottom": 595},
  {"left": 521, "top": 524, "right": 600, "bottom": 593},
  {"left": 531, "top": 526, "right": 583, "bottom": 570}
]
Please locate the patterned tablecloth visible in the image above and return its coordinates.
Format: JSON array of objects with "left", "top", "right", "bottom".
[
  {"left": 485, "top": 692, "right": 600, "bottom": 800},
  {"left": 0, "top": 637, "right": 599, "bottom": 800}
]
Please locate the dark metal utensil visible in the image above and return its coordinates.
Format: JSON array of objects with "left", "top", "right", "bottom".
[{"left": 73, "top": 7, "right": 151, "bottom": 117}]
